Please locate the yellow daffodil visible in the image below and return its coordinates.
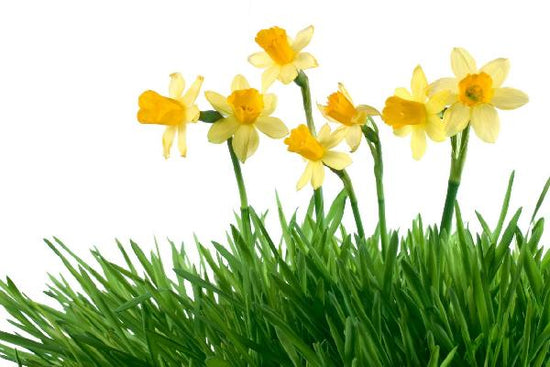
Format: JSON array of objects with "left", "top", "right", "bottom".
[
  {"left": 205, "top": 74, "right": 288, "bottom": 162},
  {"left": 382, "top": 66, "right": 449, "bottom": 160},
  {"left": 248, "top": 26, "right": 318, "bottom": 91},
  {"left": 285, "top": 124, "right": 351, "bottom": 190},
  {"left": 137, "top": 73, "right": 203, "bottom": 158},
  {"left": 318, "top": 83, "right": 380, "bottom": 152},
  {"left": 430, "top": 47, "right": 529, "bottom": 142}
]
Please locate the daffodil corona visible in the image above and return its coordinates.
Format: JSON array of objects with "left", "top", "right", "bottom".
[
  {"left": 382, "top": 66, "right": 449, "bottom": 160},
  {"left": 249, "top": 26, "right": 318, "bottom": 91},
  {"left": 285, "top": 124, "right": 351, "bottom": 190},
  {"left": 318, "top": 83, "right": 379, "bottom": 152},
  {"left": 430, "top": 47, "right": 529, "bottom": 142},
  {"left": 137, "top": 73, "right": 203, "bottom": 158},
  {"left": 205, "top": 75, "right": 289, "bottom": 162}
]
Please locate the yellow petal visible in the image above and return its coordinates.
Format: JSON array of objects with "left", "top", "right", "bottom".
[
  {"left": 491, "top": 87, "right": 529, "bottom": 110},
  {"left": 411, "top": 128, "right": 427, "bottom": 160},
  {"left": 394, "top": 125, "right": 412, "bottom": 137},
  {"left": 293, "top": 52, "right": 318, "bottom": 70},
  {"left": 232, "top": 125, "right": 259, "bottom": 162},
  {"left": 248, "top": 52, "right": 273, "bottom": 68},
  {"left": 317, "top": 103, "right": 338, "bottom": 123},
  {"left": 185, "top": 105, "right": 200, "bottom": 122},
  {"left": 411, "top": 65, "right": 428, "bottom": 102},
  {"left": 279, "top": 63, "right": 298, "bottom": 84},
  {"left": 356, "top": 104, "right": 380, "bottom": 116},
  {"left": 262, "top": 66, "right": 280, "bottom": 92},
  {"left": 177, "top": 124, "right": 187, "bottom": 157},
  {"left": 169, "top": 73, "right": 185, "bottom": 98},
  {"left": 255, "top": 116, "right": 288, "bottom": 138},
  {"left": 205, "top": 91, "right": 232, "bottom": 115},
  {"left": 292, "top": 25, "right": 314, "bottom": 52},
  {"left": 231, "top": 74, "right": 250, "bottom": 92},
  {"left": 261, "top": 93, "right": 277, "bottom": 116},
  {"left": 182, "top": 76, "right": 204, "bottom": 106},
  {"left": 317, "top": 123, "right": 331, "bottom": 142},
  {"left": 428, "top": 77, "right": 458, "bottom": 96},
  {"left": 318, "top": 123, "right": 345, "bottom": 149},
  {"left": 451, "top": 47, "right": 477, "bottom": 79},
  {"left": 162, "top": 126, "right": 177, "bottom": 158},
  {"left": 337, "top": 82, "right": 354, "bottom": 104},
  {"left": 322, "top": 150, "right": 352, "bottom": 170},
  {"left": 207, "top": 116, "right": 240, "bottom": 143},
  {"left": 471, "top": 104, "right": 500, "bottom": 143},
  {"left": 345, "top": 125, "right": 362, "bottom": 152},
  {"left": 311, "top": 161, "right": 325, "bottom": 189},
  {"left": 480, "top": 58, "right": 509, "bottom": 88},
  {"left": 444, "top": 102, "right": 471, "bottom": 137},
  {"left": 425, "top": 90, "right": 450, "bottom": 115},
  {"left": 297, "top": 161, "right": 313, "bottom": 190},
  {"left": 425, "top": 115, "right": 446, "bottom": 142},
  {"left": 137, "top": 90, "right": 185, "bottom": 126},
  {"left": 394, "top": 87, "right": 413, "bottom": 101}
]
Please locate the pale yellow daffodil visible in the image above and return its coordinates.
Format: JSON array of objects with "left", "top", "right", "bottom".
[
  {"left": 285, "top": 124, "right": 351, "bottom": 190},
  {"left": 205, "top": 74, "right": 288, "bottom": 162},
  {"left": 248, "top": 26, "right": 318, "bottom": 91},
  {"left": 137, "top": 73, "right": 203, "bottom": 158},
  {"left": 430, "top": 47, "right": 528, "bottom": 142},
  {"left": 382, "top": 66, "right": 449, "bottom": 160},
  {"left": 318, "top": 83, "right": 380, "bottom": 152}
]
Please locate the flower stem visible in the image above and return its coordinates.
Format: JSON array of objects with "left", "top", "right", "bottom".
[
  {"left": 331, "top": 168, "right": 365, "bottom": 239},
  {"left": 362, "top": 120, "right": 388, "bottom": 253},
  {"left": 294, "top": 70, "right": 324, "bottom": 225},
  {"left": 227, "top": 138, "right": 252, "bottom": 242},
  {"left": 440, "top": 125, "right": 470, "bottom": 236}
]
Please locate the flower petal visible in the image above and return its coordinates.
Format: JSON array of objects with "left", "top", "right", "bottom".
[
  {"left": 162, "top": 126, "right": 177, "bottom": 158},
  {"left": 177, "top": 123, "right": 187, "bottom": 157},
  {"left": 338, "top": 82, "right": 354, "bottom": 104},
  {"left": 137, "top": 90, "right": 185, "bottom": 126},
  {"left": 169, "top": 73, "right": 185, "bottom": 98},
  {"left": 318, "top": 124, "right": 345, "bottom": 149},
  {"left": 262, "top": 66, "right": 280, "bottom": 92},
  {"left": 322, "top": 150, "right": 352, "bottom": 170},
  {"left": 231, "top": 74, "right": 250, "bottom": 92},
  {"left": 248, "top": 52, "right": 273, "bottom": 68},
  {"left": 356, "top": 104, "right": 380, "bottom": 116},
  {"left": 255, "top": 116, "right": 288, "bottom": 138},
  {"left": 279, "top": 63, "right": 298, "bottom": 84},
  {"left": 317, "top": 103, "right": 338, "bottom": 123},
  {"left": 411, "top": 128, "right": 427, "bottom": 160},
  {"left": 491, "top": 87, "right": 529, "bottom": 110},
  {"left": 444, "top": 103, "right": 471, "bottom": 137},
  {"left": 471, "top": 104, "right": 500, "bottom": 143},
  {"left": 205, "top": 91, "right": 232, "bottom": 115},
  {"left": 207, "top": 116, "right": 239, "bottom": 143},
  {"left": 292, "top": 25, "right": 314, "bottom": 52},
  {"left": 344, "top": 125, "right": 362, "bottom": 152},
  {"left": 297, "top": 161, "right": 313, "bottom": 190},
  {"left": 182, "top": 76, "right": 204, "bottom": 106},
  {"left": 232, "top": 125, "right": 259, "bottom": 162},
  {"left": 317, "top": 124, "right": 331, "bottom": 142},
  {"left": 261, "top": 93, "right": 277, "bottom": 116},
  {"left": 428, "top": 77, "right": 458, "bottom": 96},
  {"left": 394, "top": 125, "right": 412, "bottom": 137},
  {"left": 293, "top": 52, "right": 318, "bottom": 70},
  {"left": 451, "top": 47, "right": 477, "bottom": 79},
  {"left": 411, "top": 65, "right": 428, "bottom": 102},
  {"left": 311, "top": 161, "right": 325, "bottom": 189},
  {"left": 480, "top": 58, "right": 509, "bottom": 88},
  {"left": 185, "top": 105, "right": 200, "bottom": 122},
  {"left": 425, "top": 115, "right": 446, "bottom": 142},
  {"left": 394, "top": 87, "right": 413, "bottom": 101},
  {"left": 425, "top": 90, "right": 451, "bottom": 115}
]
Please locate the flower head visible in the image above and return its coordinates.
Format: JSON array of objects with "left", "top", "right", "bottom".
[
  {"left": 382, "top": 66, "right": 449, "bottom": 160},
  {"left": 137, "top": 73, "right": 203, "bottom": 158},
  {"left": 249, "top": 26, "right": 318, "bottom": 91},
  {"left": 318, "top": 83, "right": 379, "bottom": 152},
  {"left": 205, "top": 74, "right": 288, "bottom": 162},
  {"left": 285, "top": 124, "right": 351, "bottom": 190},
  {"left": 429, "top": 47, "right": 528, "bottom": 142}
]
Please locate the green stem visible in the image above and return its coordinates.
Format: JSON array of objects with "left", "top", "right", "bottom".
[
  {"left": 227, "top": 138, "right": 251, "bottom": 242},
  {"left": 440, "top": 125, "right": 470, "bottom": 235},
  {"left": 294, "top": 70, "right": 324, "bottom": 225},
  {"left": 332, "top": 169, "right": 365, "bottom": 239}
]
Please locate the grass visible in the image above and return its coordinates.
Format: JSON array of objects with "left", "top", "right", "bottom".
[{"left": 1, "top": 173, "right": 550, "bottom": 366}]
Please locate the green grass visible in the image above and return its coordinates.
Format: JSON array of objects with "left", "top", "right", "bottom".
[{"left": 1, "top": 173, "right": 550, "bottom": 366}]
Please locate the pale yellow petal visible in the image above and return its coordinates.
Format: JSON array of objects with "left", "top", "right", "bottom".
[
  {"left": 338, "top": 82, "right": 353, "bottom": 104},
  {"left": 248, "top": 52, "right": 273, "bottom": 68},
  {"left": 207, "top": 116, "right": 239, "bottom": 144},
  {"left": 491, "top": 87, "right": 529, "bottom": 110},
  {"left": 411, "top": 128, "right": 427, "bottom": 160},
  {"left": 255, "top": 116, "right": 288, "bottom": 138},
  {"left": 317, "top": 123, "right": 331, "bottom": 142},
  {"left": 444, "top": 102, "right": 471, "bottom": 137},
  {"left": 231, "top": 74, "right": 250, "bottom": 92},
  {"left": 425, "top": 115, "right": 446, "bottom": 142},
  {"left": 292, "top": 25, "right": 314, "bottom": 52},
  {"left": 324, "top": 127, "right": 347, "bottom": 150},
  {"left": 297, "top": 161, "right": 313, "bottom": 190},
  {"left": 262, "top": 66, "right": 280, "bottom": 92},
  {"left": 185, "top": 105, "right": 200, "bottom": 122},
  {"left": 322, "top": 150, "right": 352, "bottom": 170},
  {"left": 451, "top": 47, "right": 477, "bottom": 79},
  {"left": 356, "top": 104, "right": 380, "bottom": 116},
  {"left": 428, "top": 77, "right": 458, "bottom": 96},
  {"left": 177, "top": 123, "right": 187, "bottom": 157},
  {"left": 394, "top": 87, "right": 413, "bottom": 101},
  {"left": 425, "top": 90, "right": 451, "bottom": 115},
  {"left": 182, "top": 76, "right": 204, "bottom": 106},
  {"left": 162, "top": 126, "right": 177, "bottom": 159},
  {"left": 471, "top": 104, "right": 500, "bottom": 143},
  {"left": 311, "top": 161, "right": 325, "bottom": 189},
  {"left": 279, "top": 63, "right": 298, "bottom": 84},
  {"left": 394, "top": 125, "right": 412, "bottom": 137},
  {"left": 205, "top": 91, "right": 232, "bottom": 115},
  {"left": 480, "top": 58, "right": 509, "bottom": 88},
  {"left": 261, "top": 94, "right": 277, "bottom": 116},
  {"left": 411, "top": 65, "right": 428, "bottom": 102},
  {"left": 317, "top": 103, "right": 338, "bottom": 123},
  {"left": 293, "top": 52, "right": 318, "bottom": 70},
  {"left": 169, "top": 72, "right": 185, "bottom": 99},
  {"left": 232, "top": 125, "right": 259, "bottom": 162},
  {"left": 345, "top": 125, "right": 362, "bottom": 152}
]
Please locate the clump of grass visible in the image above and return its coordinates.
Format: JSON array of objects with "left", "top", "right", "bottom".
[{"left": 1, "top": 174, "right": 549, "bottom": 366}]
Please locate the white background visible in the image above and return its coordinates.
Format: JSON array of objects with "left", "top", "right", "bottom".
[{"left": 0, "top": 0, "right": 549, "bottom": 361}]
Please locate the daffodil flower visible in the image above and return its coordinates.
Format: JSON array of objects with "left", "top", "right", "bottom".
[
  {"left": 248, "top": 26, "right": 318, "bottom": 91},
  {"left": 285, "top": 124, "right": 351, "bottom": 190},
  {"left": 430, "top": 47, "right": 529, "bottom": 142},
  {"left": 205, "top": 74, "right": 288, "bottom": 162},
  {"left": 318, "top": 83, "right": 379, "bottom": 152},
  {"left": 137, "top": 73, "right": 203, "bottom": 158}
]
